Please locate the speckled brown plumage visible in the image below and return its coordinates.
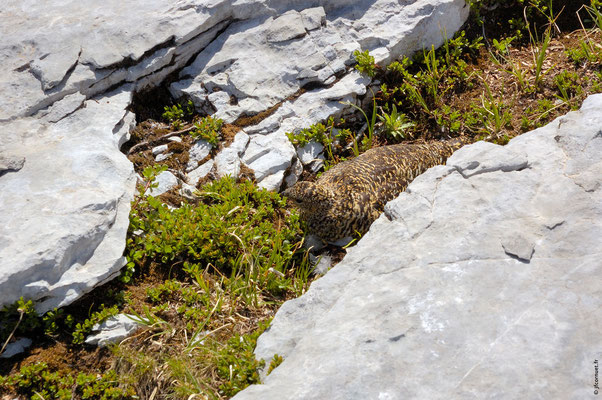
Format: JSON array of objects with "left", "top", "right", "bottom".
[{"left": 283, "top": 137, "right": 470, "bottom": 242}]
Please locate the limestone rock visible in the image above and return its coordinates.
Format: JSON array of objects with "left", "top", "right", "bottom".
[
  {"left": 301, "top": 7, "right": 327, "bottom": 32},
  {"left": 449, "top": 140, "right": 529, "bottom": 178},
  {"left": 152, "top": 144, "right": 169, "bottom": 156},
  {"left": 179, "top": 183, "right": 199, "bottom": 200},
  {"left": 258, "top": 170, "right": 286, "bottom": 191},
  {"left": 85, "top": 314, "right": 142, "bottom": 347},
  {"left": 0, "top": 0, "right": 231, "bottom": 122},
  {"left": 155, "top": 152, "right": 173, "bottom": 162},
  {"left": 231, "top": 95, "right": 602, "bottom": 400},
  {"left": 297, "top": 142, "right": 325, "bottom": 165},
  {"left": 0, "top": 154, "right": 26, "bottom": 176},
  {"left": 147, "top": 171, "right": 179, "bottom": 197},
  {"left": 243, "top": 133, "right": 296, "bottom": 182},
  {"left": 284, "top": 158, "right": 304, "bottom": 188},
  {"left": 267, "top": 11, "right": 307, "bottom": 43},
  {"left": 207, "top": 91, "right": 232, "bottom": 112},
  {"left": 187, "top": 139, "right": 213, "bottom": 171},
  {"left": 186, "top": 159, "right": 215, "bottom": 186},
  {"left": 173, "top": 0, "right": 468, "bottom": 126},
  {"left": 230, "top": 130, "right": 250, "bottom": 156},
  {"left": 215, "top": 148, "right": 241, "bottom": 178},
  {"left": 0, "top": 89, "right": 136, "bottom": 313}
]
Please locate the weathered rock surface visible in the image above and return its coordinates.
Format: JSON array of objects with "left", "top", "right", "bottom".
[
  {"left": 171, "top": 0, "right": 470, "bottom": 189},
  {"left": 232, "top": 95, "right": 602, "bottom": 399},
  {"left": 0, "top": 89, "right": 137, "bottom": 313},
  {"left": 187, "top": 139, "right": 213, "bottom": 171},
  {"left": 186, "top": 160, "right": 215, "bottom": 186},
  {"left": 0, "top": 0, "right": 468, "bottom": 313},
  {"left": 85, "top": 314, "right": 142, "bottom": 347},
  {"left": 147, "top": 171, "right": 179, "bottom": 197}
]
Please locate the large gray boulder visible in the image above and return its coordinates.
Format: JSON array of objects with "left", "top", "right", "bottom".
[
  {"left": 232, "top": 95, "right": 602, "bottom": 399},
  {"left": 0, "top": 89, "right": 136, "bottom": 313},
  {"left": 0, "top": 0, "right": 468, "bottom": 313}
]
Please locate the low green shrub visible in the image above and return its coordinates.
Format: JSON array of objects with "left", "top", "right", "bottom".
[
  {"left": 353, "top": 49, "right": 376, "bottom": 77},
  {"left": 162, "top": 100, "right": 195, "bottom": 130},
  {"left": 126, "top": 173, "right": 308, "bottom": 305},
  {"left": 190, "top": 115, "right": 224, "bottom": 147},
  {"left": 0, "top": 362, "right": 135, "bottom": 400}
]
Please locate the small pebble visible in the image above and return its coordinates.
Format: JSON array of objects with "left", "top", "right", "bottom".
[
  {"left": 155, "top": 152, "right": 173, "bottom": 162},
  {"left": 151, "top": 144, "right": 169, "bottom": 155}
]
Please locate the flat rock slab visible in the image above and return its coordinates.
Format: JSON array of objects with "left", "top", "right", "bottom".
[{"left": 232, "top": 95, "right": 602, "bottom": 399}]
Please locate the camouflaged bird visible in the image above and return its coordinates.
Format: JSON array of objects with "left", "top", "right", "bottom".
[{"left": 283, "top": 137, "right": 470, "bottom": 242}]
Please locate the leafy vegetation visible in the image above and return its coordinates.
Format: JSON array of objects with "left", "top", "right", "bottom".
[
  {"left": 353, "top": 49, "right": 376, "bottom": 77},
  {"left": 126, "top": 171, "right": 307, "bottom": 301},
  {"left": 0, "top": 362, "right": 135, "bottom": 400},
  {"left": 110, "top": 169, "right": 311, "bottom": 397},
  {"left": 377, "top": 103, "right": 415, "bottom": 140},
  {"left": 191, "top": 115, "right": 224, "bottom": 146},
  {"left": 71, "top": 305, "right": 120, "bottom": 345},
  {"left": 286, "top": 117, "right": 355, "bottom": 170},
  {"left": 162, "top": 100, "right": 195, "bottom": 130}
]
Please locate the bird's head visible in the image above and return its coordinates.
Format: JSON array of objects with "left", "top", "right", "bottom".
[{"left": 283, "top": 181, "right": 334, "bottom": 213}]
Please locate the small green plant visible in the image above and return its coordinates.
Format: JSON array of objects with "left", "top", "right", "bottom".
[
  {"left": 126, "top": 176, "right": 308, "bottom": 306},
  {"left": 490, "top": 36, "right": 531, "bottom": 91},
  {"left": 42, "top": 307, "right": 74, "bottom": 337},
  {"left": 432, "top": 104, "right": 463, "bottom": 133},
  {"left": 127, "top": 305, "right": 169, "bottom": 330},
  {"left": 266, "top": 354, "right": 284, "bottom": 375},
  {"left": 466, "top": 82, "right": 512, "bottom": 136},
  {"left": 354, "top": 49, "right": 376, "bottom": 77},
  {"left": 214, "top": 321, "right": 270, "bottom": 396},
  {"left": 120, "top": 165, "right": 168, "bottom": 284},
  {"left": 385, "top": 30, "right": 481, "bottom": 120},
  {"left": 378, "top": 103, "right": 414, "bottom": 140},
  {"left": 531, "top": 27, "right": 553, "bottom": 89},
  {"left": 592, "top": 71, "right": 602, "bottom": 93},
  {"left": 162, "top": 100, "right": 195, "bottom": 130},
  {"left": 160, "top": 320, "right": 271, "bottom": 398},
  {"left": 0, "top": 297, "right": 40, "bottom": 354},
  {"left": 582, "top": 0, "right": 602, "bottom": 30},
  {"left": 554, "top": 71, "right": 583, "bottom": 109},
  {"left": 286, "top": 118, "right": 335, "bottom": 148},
  {"left": 342, "top": 93, "right": 378, "bottom": 151},
  {"left": 162, "top": 104, "right": 185, "bottom": 123},
  {"left": 72, "top": 304, "right": 119, "bottom": 345},
  {"left": 286, "top": 117, "right": 354, "bottom": 169},
  {"left": 522, "top": 98, "right": 560, "bottom": 131},
  {"left": 190, "top": 115, "right": 224, "bottom": 147},
  {"left": 566, "top": 2, "right": 602, "bottom": 67}
]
